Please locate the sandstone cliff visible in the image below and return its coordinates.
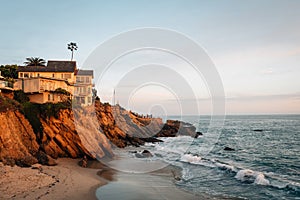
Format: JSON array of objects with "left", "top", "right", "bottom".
[
  {"left": 40, "top": 108, "right": 113, "bottom": 160},
  {"left": 0, "top": 96, "right": 197, "bottom": 167},
  {"left": 0, "top": 110, "right": 39, "bottom": 166}
]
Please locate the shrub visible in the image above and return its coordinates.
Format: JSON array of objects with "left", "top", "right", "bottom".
[{"left": 14, "top": 90, "right": 29, "bottom": 103}]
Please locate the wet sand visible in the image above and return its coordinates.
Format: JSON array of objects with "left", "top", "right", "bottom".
[{"left": 96, "top": 160, "right": 209, "bottom": 200}]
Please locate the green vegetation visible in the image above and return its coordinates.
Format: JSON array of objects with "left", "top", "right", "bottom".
[
  {"left": 22, "top": 102, "right": 43, "bottom": 134},
  {"left": 24, "top": 57, "right": 46, "bottom": 66},
  {"left": 53, "top": 88, "right": 70, "bottom": 95},
  {"left": 67, "top": 42, "right": 78, "bottom": 61},
  {"left": 8, "top": 90, "right": 72, "bottom": 135},
  {"left": 0, "top": 95, "right": 20, "bottom": 112},
  {"left": 0, "top": 64, "right": 18, "bottom": 79},
  {"left": 14, "top": 90, "right": 29, "bottom": 103}
]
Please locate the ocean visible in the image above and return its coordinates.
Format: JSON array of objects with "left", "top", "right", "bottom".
[
  {"left": 142, "top": 115, "right": 300, "bottom": 199},
  {"left": 99, "top": 115, "right": 299, "bottom": 199}
]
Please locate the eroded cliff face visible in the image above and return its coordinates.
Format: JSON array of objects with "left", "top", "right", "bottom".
[
  {"left": 40, "top": 108, "right": 113, "bottom": 160},
  {"left": 0, "top": 97, "right": 197, "bottom": 167},
  {"left": 94, "top": 101, "right": 164, "bottom": 148},
  {"left": 0, "top": 111, "right": 39, "bottom": 166},
  {"left": 93, "top": 101, "right": 197, "bottom": 148}
]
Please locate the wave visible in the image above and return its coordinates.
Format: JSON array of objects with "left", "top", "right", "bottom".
[
  {"left": 235, "top": 169, "right": 270, "bottom": 185},
  {"left": 145, "top": 136, "right": 299, "bottom": 194},
  {"left": 180, "top": 154, "right": 202, "bottom": 165}
]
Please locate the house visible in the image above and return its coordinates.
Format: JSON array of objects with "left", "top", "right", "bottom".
[
  {"left": 0, "top": 71, "right": 14, "bottom": 99},
  {"left": 15, "top": 61, "right": 94, "bottom": 106},
  {"left": 74, "top": 69, "right": 94, "bottom": 105}
]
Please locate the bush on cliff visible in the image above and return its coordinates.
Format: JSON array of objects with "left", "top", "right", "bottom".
[
  {"left": 0, "top": 95, "right": 20, "bottom": 112},
  {"left": 22, "top": 102, "right": 43, "bottom": 135},
  {"left": 13, "top": 90, "right": 29, "bottom": 103}
]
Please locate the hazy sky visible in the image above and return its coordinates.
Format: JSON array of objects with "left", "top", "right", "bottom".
[{"left": 0, "top": 0, "right": 299, "bottom": 114}]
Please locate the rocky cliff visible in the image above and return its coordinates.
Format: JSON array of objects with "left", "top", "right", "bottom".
[
  {"left": 0, "top": 96, "right": 197, "bottom": 167},
  {"left": 0, "top": 110, "right": 39, "bottom": 166}
]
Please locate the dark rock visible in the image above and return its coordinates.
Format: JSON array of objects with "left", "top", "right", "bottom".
[
  {"left": 155, "top": 120, "right": 197, "bottom": 138},
  {"left": 253, "top": 129, "right": 263, "bottom": 132},
  {"left": 135, "top": 150, "right": 153, "bottom": 158},
  {"left": 36, "top": 151, "right": 57, "bottom": 166},
  {"left": 142, "top": 150, "right": 153, "bottom": 157},
  {"left": 224, "top": 147, "right": 235, "bottom": 151},
  {"left": 194, "top": 132, "right": 203, "bottom": 138},
  {"left": 139, "top": 137, "right": 163, "bottom": 143}
]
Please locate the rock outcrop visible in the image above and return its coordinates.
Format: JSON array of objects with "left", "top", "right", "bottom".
[
  {"left": 0, "top": 111, "right": 39, "bottom": 166},
  {"left": 155, "top": 120, "right": 197, "bottom": 137},
  {"left": 40, "top": 108, "right": 113, "bottom": 160},
  {"left": 94, "top": 102, "right": 165, "bottom": 147},
  {"left": 0, "top": 96, "right": 198, "bottom": 166},
  {"left": 93, "top": 101, "right": 197, "bottom": 148}
]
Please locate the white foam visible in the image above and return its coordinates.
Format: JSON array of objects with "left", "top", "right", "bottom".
[
  {"left": 215, "top": 162, "right": 236, "bottom": 172},
  {"left": 235, "top": 169, "right": 270, "bottom": 185},
  {"left": 180, "top": 154, "right": 202, "bottom": 164},
  {"left": 255, "top": 173, "right": 270, "bottom": 185}
]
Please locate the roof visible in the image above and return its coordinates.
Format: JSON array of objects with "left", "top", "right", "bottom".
[
  {"left": 18, "top": 61, "right": 76, "bottom": 72},
  {"left": 75, "top": 69, "right": 94, "bottom": 77}
]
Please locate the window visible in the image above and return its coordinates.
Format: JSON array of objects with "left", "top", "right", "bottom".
[
  {"left": 37, "top": 73, "right": 40, "bottom": 77},
  {"left": 61, "top": 74, "right": 64, "bottom": 79},
  {"left": 85, "top": 77, "right": 90, "bottom": 83},
  {"left": 88, "top": 97, "right": 92, "bottom": 104},
  {"left": 24, "top": 73, "right": 29, "bottom": 78},
  {"left": 30, "top": 73, "right": 33, "bottom": 78},
  {"left": 48, "top": 94, "right": 54, "bottom": 101},
  {"left": 52, "top": 74, "right": 55, "bottom": 78},
  {"left": 76, "top": 77, "right": 81, "bottom": 83},
  {"left": 64, "top": 73, "right": 71, "bottom": 79},
  {"left": 20, "top": 73, "right": 23, "bottom": 78}
]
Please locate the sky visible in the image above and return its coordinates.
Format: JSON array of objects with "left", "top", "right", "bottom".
[{"left": 0, "top": 0, "right": 299, "bottom": 115}]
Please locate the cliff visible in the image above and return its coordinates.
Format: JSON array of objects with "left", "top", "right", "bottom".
[
  {"left": 0, "top": 96, "right": 197, "bottom": 167},
  {"left": 0, "top": 110, "right": 39, "bottom": 166}
]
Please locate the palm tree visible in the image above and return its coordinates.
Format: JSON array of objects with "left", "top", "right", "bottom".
[
  {"left": 24, "top": 57, "right": 46, "bottom": 66},
  {"left": 67, "top": 42, "right": 78, "bottom": 61}
]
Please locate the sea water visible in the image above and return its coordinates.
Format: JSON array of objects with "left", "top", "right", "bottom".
[{"left": 142, "top": 115, "right": 300, "bottom": 199}]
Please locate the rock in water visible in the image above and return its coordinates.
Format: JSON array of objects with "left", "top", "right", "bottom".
[
  {"left": 224, "top": 147, "right": 235, "bottom": 151},
  {"left": 135, "top": 150, "right": 153, "bottom": 158},
  {"left": 141, "top": 150, "right": 153, "bottom": 157},
  {"left": 194, "top": 132, "right": 203, "bottom": 138}
]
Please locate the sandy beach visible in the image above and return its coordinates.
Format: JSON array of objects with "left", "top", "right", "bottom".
[
  {"left": 0, "top": 157, "right": 206, "bottom": 200},
  {"left": 0, "top": 158, "right": 101, "bottom": 200}
]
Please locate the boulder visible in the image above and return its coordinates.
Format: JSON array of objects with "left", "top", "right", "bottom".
[
  {"left": 224, "top": 147, "right": 235, "bottom": 151},
  {"left": 194, "top": 132, "right": 203, "bottom": 138},
  {"left": 135, "top": 150, "right": 153, "bottom": 158},
  {"left": 141, "top": 150, "right": 153, "bottom": 157},
  {"left": 36, "top": 151, "right": 57, "bottom": 166}
]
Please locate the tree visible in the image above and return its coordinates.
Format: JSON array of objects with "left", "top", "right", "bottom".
[
  {"left": 67, "top": 42, "right": 78, "bottom": 61},
  {"left": 0, "top": 65, "right": 18, "bottom": 79},
  {"left": 92, "top": 88, "right": 98, "bottom": 101},
  {"left": 24, "top": 57, "right": 46, "bottom": 66}
]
